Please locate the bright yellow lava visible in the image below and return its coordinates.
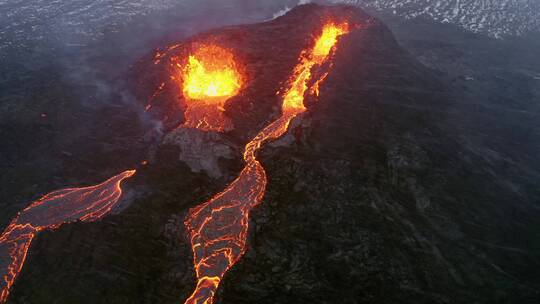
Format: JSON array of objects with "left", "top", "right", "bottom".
[
  {"left": 283, "top": 22, "right": 349, "bottom": 111},
  {"left": 182, "top": 45, "right": 242, "bottom": 100},
  {"left": 313, "top": 23, "right": 349, "bottom": 58}
]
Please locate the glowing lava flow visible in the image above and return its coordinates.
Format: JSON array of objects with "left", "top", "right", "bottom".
[
  {"left": 183, "top": 22, "right": 351, "bottom": 304},
  {"left": 180, "top": 44, "right": 243, "bottom": 132},
  {"left": 0, "top": 170, "right": 135, "bottom": 303}
]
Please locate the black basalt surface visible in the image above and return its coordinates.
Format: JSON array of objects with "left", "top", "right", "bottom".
[{"left": 5, "top": 4, "right": 540, "bottom": 304}]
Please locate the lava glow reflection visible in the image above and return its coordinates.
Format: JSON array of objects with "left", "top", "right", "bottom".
[{"left": 183, "top": 22, "right": 351, "bottom": 304}]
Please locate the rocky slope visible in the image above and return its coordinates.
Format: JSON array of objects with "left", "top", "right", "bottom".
[{"left": 3, "top": 3, "right": 540, "bottom": 304}]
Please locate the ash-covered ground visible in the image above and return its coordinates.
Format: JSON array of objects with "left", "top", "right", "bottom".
[{"left": 1, "top": 1, "right": 539, "bottom": 304}]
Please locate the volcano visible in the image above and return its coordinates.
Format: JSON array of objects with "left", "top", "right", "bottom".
[{"left": 4, "top": 3, "right": 540, "bottom": 304}]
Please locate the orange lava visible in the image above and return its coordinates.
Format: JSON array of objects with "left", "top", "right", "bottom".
[
  {"left": 0, "top": 170, "right": 135, "bottom": 303},
  {"left": 183, "top": 22, "right": 351, "bottom": 304},
  {"left": 283, "top": 22, "right": 349, "bottom": 111},
  {"left": 180, "top": 45, "right": 243, "bottom": 132}
]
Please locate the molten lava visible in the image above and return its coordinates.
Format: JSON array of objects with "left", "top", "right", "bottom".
[
  {"left": 183, "top": 22, "right": 351, "bottom": 304},
  {"left": 180, "top": 44, "right": 243, "bottom": 132},
  {"left": 0, "top": 170, "right": 135, "bottom": 303},
  {"left": 183, "top": 46, "right": 242, "bottom": 100},
  {"left": 283, "top": 22, "right": 349, "bottom": 111}
]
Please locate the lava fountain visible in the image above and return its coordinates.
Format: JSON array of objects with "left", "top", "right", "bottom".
[
  {"left": 0, "top": 170, "right": 136, "bottom": 303},
  {"left": 183, "top": 22, "right": 351, "bottom": 304},
  {"left": 180, "top": 44, "right": 243, "bottom": 132}
]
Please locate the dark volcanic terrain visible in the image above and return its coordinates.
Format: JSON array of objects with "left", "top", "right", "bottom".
[{"left": 1, "top": 3, "right": 539, "bottom": 304}]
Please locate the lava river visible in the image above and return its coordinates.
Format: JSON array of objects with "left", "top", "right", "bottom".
[
  {"left": 0, "top": 170, "right": 135, "bottom": 303},
  {"left": 183, "top": 22, "right": 351, "bottom": 304}
]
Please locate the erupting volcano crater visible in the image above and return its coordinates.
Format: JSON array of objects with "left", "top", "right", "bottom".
[
  {"left": 180, "top": 44, "right": 244, "bottom": 132},
  {"left": 135, "top": 4, "right": 371, "bottom": 178},
  {"left": 134, "top": 4, "right": 370, "bottom": 304}
]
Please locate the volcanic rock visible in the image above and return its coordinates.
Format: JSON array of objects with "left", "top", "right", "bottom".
[
  {"left": 6, "top": 3, "right": 540, "bottom": 304},
  {"left": 163, "top": 127, "right": 235, "bottom": 179}
]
